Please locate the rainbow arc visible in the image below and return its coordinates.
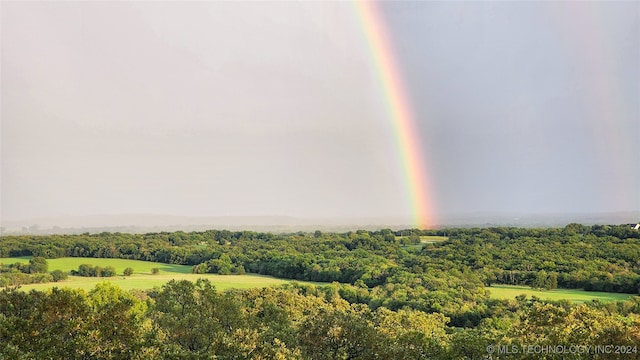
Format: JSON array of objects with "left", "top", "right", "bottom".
[{"left": 355, "top": 1, "right": 436, "bottom": 229}]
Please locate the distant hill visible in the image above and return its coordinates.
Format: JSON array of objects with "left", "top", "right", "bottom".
[
  {"left": 1, "top": 211, "right": 638, "bottom": 235},
  {"left": 435, "top": 211, "right": 640, "bottom": 228},
  {"left": 0, "top": 214, "right": 413, "bottom": 235}
]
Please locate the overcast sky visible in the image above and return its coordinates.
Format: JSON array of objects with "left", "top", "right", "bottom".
[{"left": 2, "top": 1, "right": 638, "bottom": 224}]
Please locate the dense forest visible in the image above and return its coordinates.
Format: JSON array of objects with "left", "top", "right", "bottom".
[{"left": 1, "top": 225, "right": 639, "bottom": 359}]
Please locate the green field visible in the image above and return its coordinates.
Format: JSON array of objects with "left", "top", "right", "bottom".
[
  {"left": 1, "top": 256, "right": 192, "bottom": 274},
  {"left": 401, "top": 235, "right": 449, "bottom": 250},
  {"left": 486, "top": 285, "right": 634, "bottom": 303},
  {"left": 4, "top": 257, "right": 634, "bottom": 302},
  {"left": 419, "top": 235, "right": 449, "bottom": 243},
  {"left": 0, "top": 257, "right": 322, "bottom": 291}
]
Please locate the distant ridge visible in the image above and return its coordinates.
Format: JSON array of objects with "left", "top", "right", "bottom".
[
  {"left": 1, "top": 211, "right": 638, "bottom": 235},
  {"left": 435, "top": 211, "right": 640, "bottom": 228},
  {"left": 0, "top": 214, "right": 413, "bottom": 235}
]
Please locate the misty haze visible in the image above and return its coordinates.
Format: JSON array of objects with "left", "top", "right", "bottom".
[{"left": 1, "top": 1, "right": 638, "bottom": 232}]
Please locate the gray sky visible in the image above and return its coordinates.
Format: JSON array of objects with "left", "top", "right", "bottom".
[{"left": 2, "top": 1, "right": 639, "bottom": 225}]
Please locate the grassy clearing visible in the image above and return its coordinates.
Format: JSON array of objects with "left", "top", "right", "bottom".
[
  {"left": 400, "top": 244, "right": 425, "bottom": 251},
  {"left": 419, "top": 235, "right": 449, "bottom": 243},
  {"left": 400, "top": 236, "right": 449, "bottom": 251},
  {"left": 0, "top": 257, "right": 322, "bottom": 292},
  {"left": 396, "top": 235, "right": 449, "bottom": 244},
  {"left": 486, "top": 285, "right": 634, "bottom": 303},
  {"left": 1, "top": 257, "right": 192, "bottom": 274},
  {"left": 12, "top": 273, "right": 312, "bottom": 292}
]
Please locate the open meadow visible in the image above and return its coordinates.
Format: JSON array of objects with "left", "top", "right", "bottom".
[
  {"left": 486, "top": 284, "right": 633, "bottom": 303},
  {"left": 3, "top": 256, "right": 634, "bottom": 303},
  {"left": 0, "top": 257, "right": 322, "bottom": 291},
  {"left": 400, "top": 235, "right": 450, "bottom": 250},
  {"left": 419, "top": 235, "right": 450, "bottom": 243}
]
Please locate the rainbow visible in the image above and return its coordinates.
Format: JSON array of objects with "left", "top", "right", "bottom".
[{"left": 354, "top": 1, "right": 436, "bottom": 228}]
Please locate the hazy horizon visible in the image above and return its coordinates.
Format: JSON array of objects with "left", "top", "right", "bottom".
[
  {"left": 2, "top": 1, "right": 639, "bottom": 227},
  {"left": 3, "top": 211, "right": 639, "bottom": 235}
]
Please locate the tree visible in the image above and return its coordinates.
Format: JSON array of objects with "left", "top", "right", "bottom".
[
  {"left": 100, "top": 266, "right": 116, "bottom": 277},
  {"left": 28, "top": 257, "right": 48, "bottom": 274},
  {"left": 533, "top": 270, "right": 548, "bottom": 290},
  {"left": 93, "top": 266, "right": 103, "bottom": 277},
  {"left": 298, "top": 302, "right": 379, "bottom": 359},
  {"left": 191, "top": 263, "right": 207, "bottom": 274},
  {"left": 123, "top": 267, "right": 134, "bottom": 276},
  {"left": 50, "top": 270, "right": 68, "bottom": 282},
  {"left": 374, "top": 307, "right": 449, "bottom": 359},
  {"left": 74, "top": 264, "right": 94, "bottom": 276},
  {"left": 149, "top": 279, "right": 248, "bottom": 357},
  {"left": 151, "top": 267, "right": 160, "bottom": 275},
  {"left": 86, "top": 282, "right": 147, "bottom": 358},
  {"left": 234, "top": 265, "right": 246, "bottom": 275},
  {"left": 0, "top": 287, "right": 92, "bottom": 358},
  {"left": 546, "top": 272, "right": 558, "bottom": 290},
  {"left": 216, "top": 254, "right": 233, "bottom": 275}
]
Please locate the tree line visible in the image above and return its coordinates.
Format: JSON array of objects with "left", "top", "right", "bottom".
[
  {"left": 1, "top": 225, "right": 639, "bottom": 326},
  {"left": 1, "top": 225, "right": 638, "bottom": 294},
  {"left": 1, "top": 279, "right": 639, "bottom": 359},
  {"left": 422, "top": 225, "right": 640, "bottom": 293},
  {"left": 0, "top": 256, "right": 67, "bottom": 286},
  {"left": 1, "top": 225, "right": 639, "bottom": 358}
]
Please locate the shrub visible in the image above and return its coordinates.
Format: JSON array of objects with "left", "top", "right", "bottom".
[
  {"left": 32, "top": 273, "right": 53, "bottom": 283},
  {"left": 191, "top": 264, "right": 207, "bottom": 274},
  {"left": 123, "top": 267, "right": 134, "bottom": 276},
  {"left": 51, "top": 269, "right": 68, "bottom": 282},
  {"left": 234, "top": 265, "right": 246, "bottom": 275},
  {"left": 28, "top": 257, "right": 48, "bottom": 274},
  {"left": 72, "top": 264, "right": 95, "bottom": 277},
  {"left": 151, "top": 268, "right": 160, "bottom": 275},
  {"left": 94, "top": 266, "right": 103, "bottom": 277},
  {"left": 100, "top": 266, "right": 116, "bottom": 277},
  {"left": 71, "top": 264, "right": 116, "bottom": 277}
]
